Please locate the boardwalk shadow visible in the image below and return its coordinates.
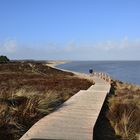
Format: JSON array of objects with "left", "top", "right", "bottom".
[{"left": 93, "top": 95, "right": 121, "bottom": 140}]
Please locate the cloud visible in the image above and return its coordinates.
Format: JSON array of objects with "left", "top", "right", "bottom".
[
  {"left": 119, "top": 36, "right": 129, "bottom": 49},
  {"left": 0, "top": 39, "right": 17, "bottom": 53},
  {"left": 95, "top": 40, "right": 117, "bottom": 51},
  {"left": 65, "top": 41, "right": 77, "bottom": 52},
  {"left": 0, "top": 37, "right": 140, "bottom": 60},
  {"left": 94, "top": 36, "right": 140, "bottom": 51}
]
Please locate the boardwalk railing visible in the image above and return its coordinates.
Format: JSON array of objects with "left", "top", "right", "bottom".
[{"left": 91, "top": 72, "right": 111, "bottom": 83}]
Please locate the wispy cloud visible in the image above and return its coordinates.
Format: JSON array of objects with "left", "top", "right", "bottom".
[
  {"left": 0, "top": 39, "right": 17, "bottom": 53},
  {"left": 94, "top": 36, "right": 140, "bottom": 51},
  {"left": 0, "top": 37, "right": 140, "bottom": 60}
]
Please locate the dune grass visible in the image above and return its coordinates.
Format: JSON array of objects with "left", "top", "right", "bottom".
[
  {"left": 107, "top": 80, "right": 140, "bottom": 140},
  {"left": 0, "top": 61, "right": 93, "bottom": 140}
]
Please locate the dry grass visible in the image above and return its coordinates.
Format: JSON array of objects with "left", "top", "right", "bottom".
[
  {"left": 107, "top": 80, "right": 140, "bottom": 140},
  {"left": 0, "top": 61, "right": 93, "bottom": 140}
]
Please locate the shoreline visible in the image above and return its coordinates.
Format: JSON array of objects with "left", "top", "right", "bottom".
[
  {"left": 46, "top": 61, "right": 95, "bottom": 83},
  {"left": 47, "top": 60, "right": 140, "bottom": 87},
  {"left": 46, "top": 60, "right": 70, "bottom": 67},
  {"left": 46, "top": 60, "right": 140, "bottom": 86}
]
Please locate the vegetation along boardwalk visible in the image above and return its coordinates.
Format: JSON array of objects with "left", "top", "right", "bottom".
[{"left": 20, "top": 74, "right": 111, "bottom": 140}]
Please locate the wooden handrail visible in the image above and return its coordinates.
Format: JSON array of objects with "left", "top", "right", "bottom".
[{"left": 92, "top": 72, "right": 111, "bottom": 83}]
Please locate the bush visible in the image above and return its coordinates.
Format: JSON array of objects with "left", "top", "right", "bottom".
[{"left": 0, "top": 55, "right": 10, "bottom": 63}]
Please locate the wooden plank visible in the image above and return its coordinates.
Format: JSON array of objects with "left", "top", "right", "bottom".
[{"left": 20, "top": 76, "right": 110, "bottom": 140}]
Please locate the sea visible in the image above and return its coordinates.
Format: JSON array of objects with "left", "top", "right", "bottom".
[{"left": 57, "top": 61, "right": 140, "bottom": 85}]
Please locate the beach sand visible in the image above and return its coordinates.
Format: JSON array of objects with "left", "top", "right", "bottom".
[
  {"left": 46, "top": 60, "right": 95, "bottom": 83},
  {"left": 46, "top": 60, "right": 69, "bottom": 67}
]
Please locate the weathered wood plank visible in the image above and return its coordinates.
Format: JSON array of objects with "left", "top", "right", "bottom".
[{"left": 20, "top": 76, "right": 110, "bottom": 140}]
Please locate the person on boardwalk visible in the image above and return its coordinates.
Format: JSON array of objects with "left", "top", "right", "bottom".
[{"left": 89, "top": 68, "right": 93, "bottom": 76}]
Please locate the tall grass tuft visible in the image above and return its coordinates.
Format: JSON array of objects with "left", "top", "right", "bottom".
[
  {"left": 0, "top": 89, "right": 66, "bottom": 139},
  {"left": 107, "top": 80, "right": 140, "bottom": 140}
]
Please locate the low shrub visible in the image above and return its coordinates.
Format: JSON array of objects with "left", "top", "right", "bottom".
[{"left": 0, "top": 55, "right": 10, "bottom": 63}]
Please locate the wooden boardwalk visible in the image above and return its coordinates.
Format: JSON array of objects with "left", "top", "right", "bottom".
[{"left": 20, "top": 75, "right": 111, "bottom": 140}]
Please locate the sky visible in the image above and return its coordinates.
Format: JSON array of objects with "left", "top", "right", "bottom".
[{"left": 0, "top": 0, "right": 140, "bottom": 60}]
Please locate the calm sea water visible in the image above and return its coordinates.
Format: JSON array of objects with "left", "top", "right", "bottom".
[{"left": 57, "top": 61, "right": 140, "bottom": 85}]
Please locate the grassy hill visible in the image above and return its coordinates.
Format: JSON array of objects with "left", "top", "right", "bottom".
[
  {"left": 0, "top": 61, "right": 93, "bottom": 140},
  {"left": 107, "top": 80, "right": 140, "bottom": 140}
]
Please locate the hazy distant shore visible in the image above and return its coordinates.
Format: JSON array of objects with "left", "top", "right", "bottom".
[{"left": 46, "top": 60, "right": 70, "bottom": 67}]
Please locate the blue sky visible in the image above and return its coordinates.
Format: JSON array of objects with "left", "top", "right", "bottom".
[{"left": 0, "top": 0, "right": 140, "bottom": 60}]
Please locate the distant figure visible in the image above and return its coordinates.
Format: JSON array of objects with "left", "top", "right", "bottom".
[{"left": 89, "top": 68, "right": 93, "bottom": 74}]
